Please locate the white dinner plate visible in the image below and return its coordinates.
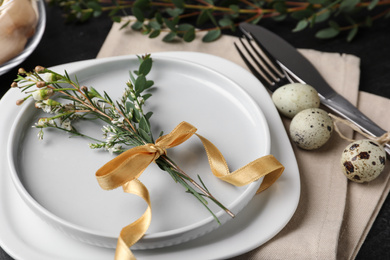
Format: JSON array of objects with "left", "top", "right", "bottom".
[
  {"left": 7, "top": 56, "right": 269, "bottom": 249},
  {"left": 0, "top": 52, "right": 300, "bottom": 260}
]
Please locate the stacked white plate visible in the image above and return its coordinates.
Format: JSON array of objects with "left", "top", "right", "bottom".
[{"left": 0, "top": 52, "right": 300, "bottom": 259}]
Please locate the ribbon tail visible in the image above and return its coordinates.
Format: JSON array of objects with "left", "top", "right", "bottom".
[
  {"left": 115, "top": 179, "right": 152, "bottom": 260},
  {"left": 195, "top": 133, "right": 284, "bottom": 193}
]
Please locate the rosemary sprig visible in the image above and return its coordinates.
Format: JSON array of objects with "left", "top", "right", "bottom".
[{"left": 12, "top": 55, "right": 234, "bottom": 223}]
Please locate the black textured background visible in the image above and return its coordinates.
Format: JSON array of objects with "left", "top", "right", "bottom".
[{"left": 1, "top": 2, "right": 389, "bottom": 259}]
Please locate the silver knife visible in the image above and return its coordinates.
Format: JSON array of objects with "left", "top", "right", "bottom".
[{"left": 239, "top": 22, "right": 390, "bottom": 157}]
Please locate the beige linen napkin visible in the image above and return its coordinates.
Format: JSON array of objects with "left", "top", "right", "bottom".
[{"left": 97, "top": 22, "right": 390, "bottom": 260}]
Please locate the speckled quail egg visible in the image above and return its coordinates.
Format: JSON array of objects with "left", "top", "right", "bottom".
[
  {"left": 289, "top": 108, "right": 333, "bottom": 150},
  {"left": 341, "top": 140, "right": 386, "bottom": 183},
  {"left": 272, "top": 83, "right": 320, "bottom": 118}
]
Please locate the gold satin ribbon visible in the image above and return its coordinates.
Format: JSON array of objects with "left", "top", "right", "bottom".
[{"left": 95, "top": 121, "right": 284, "bottom": 260}]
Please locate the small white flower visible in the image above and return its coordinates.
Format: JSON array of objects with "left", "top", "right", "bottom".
[
  {"left": 61, "top": 119, "right": 72, "bottom": 131},
  {"left": 41, "top": 73, "right": 56, "bottom": 83},
  {"left": 32, "top": 89, "right": 54, "bottom": 101},
  {"left": 107, "top": 144, "right": 122, "bottom": 154}
]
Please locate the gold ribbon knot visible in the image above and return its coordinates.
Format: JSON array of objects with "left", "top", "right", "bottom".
[{"left": 95, "top": 121, "right": 284, "bottom": 260}]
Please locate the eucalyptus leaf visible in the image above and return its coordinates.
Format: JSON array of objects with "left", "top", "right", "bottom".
[
  {"left": 183, "top": 27, "right": 196, "bottom": 42},
  {"left": 138, "top": 128, "right": 152, "bottom": 143},
  {"left": 149, "top": 30, "right": 160, "bottom": 38},
  {"left": 315, "top": 26, "right": 340, "bottom": 38},
  {"left": 163, "top": 32, "right": 177, "bottom": 42},
  {"left": 139, "top": 58, "right": 153, "bottom": 76},
  {"left": 218, "top": 17, "right": 233, "bottom": 27},
  {"left": 172, "top": 0, "right": 185, "bottom": 8},
  {"left": 339, "top": 0, "right": 360, "bottom": 13},
  {"left": 197, "top": 9, "right": 211, "bottom": 26},
  {"left": 315, "top": 9, "right": 331, "bottom": 23},
  {"left": 368, "top": 0, "right": 379, "bottom": 10},
  {"left": 131, "top": 21, "right": 143, "bottom": 30},
  {"left": 132, "top": 6, "right": 144, "bottom": 22},
  {"left": 134, "top": 74, "right": 146, "bottom": 93},
  {"left": 202, "top": 29, "right": 221, "bottom": 42},
  {"left": 347, "top": 26, "right": 358, "bottom": 42},
  {"left": 293, "top": 19, "right": 308, "bottom": 32}
]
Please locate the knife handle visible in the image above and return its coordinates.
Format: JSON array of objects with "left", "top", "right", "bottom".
[{"left": 321, "top": 94, "right": 390, "bottom": 157}]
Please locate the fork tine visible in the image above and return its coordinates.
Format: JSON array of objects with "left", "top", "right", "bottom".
[
  {"left": 235, "top": 33, "right": 291, "bottom": 91},
  {"left": 234, "top": 41, "right": 273, "bottom": 88}
]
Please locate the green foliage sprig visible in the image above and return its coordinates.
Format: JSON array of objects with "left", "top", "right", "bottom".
[
  {"left": 12, "top": 55, "right": 234, "bottom": 223},
  {"left": 49, "top": 0, "right": 390, "bottom": 42}
]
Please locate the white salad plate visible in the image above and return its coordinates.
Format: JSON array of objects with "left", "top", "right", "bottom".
[
  {"left": 0, "top": 51, "right": 300, "bottom": 260},
  {"left": 7, "top": 55, "right": 269, "bottom": 249}
]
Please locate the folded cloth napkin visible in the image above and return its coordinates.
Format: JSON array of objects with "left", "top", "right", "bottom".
[{"left": 97, "top": 21, "right": 390, "bottom": 260}]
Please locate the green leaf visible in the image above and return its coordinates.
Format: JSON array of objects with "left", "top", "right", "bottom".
[
  {"left": 308, "top": 0, "right": 326, "bottom": 4},
  {"left": 142, "top": 93, "right": 152, "bottom": 101},
  {"left": 339, "top": 0, "right": 360, "bottom": 13},
  {"left": 166, "top": 7, "right": 184, "bottom": 17},
  {"left": 139, "top": 116, "right": 151, "bottom": 134},
  {"left": 87, "top": 2, "right": 102, "bottom": 17},
  {"left": 183, "top": 27, "right": 196, "bottom": 42},
  {"left": 293, "top": 19, "right": 308, "bottom": 32},
  {"left": 197, "top": 9, "right": 211, "bottom": 26},
  {"left": 145, "top": 111, "right": 153, "bottom": 120},
  {"left": 149, "top": 30, "right": 160, "bottom": 38},
  {"left": 315, "top": 27, "right": 340, "bottom": 39},
  {"left": 218, "top": 17, "right": 233, "bottom": 27},
  {"left": 134, "top": 74, "right": 146, "bottom": 93},
  {"left": 119, "top": 20, "right": 130, "bottom": 29},
  {"left": 315, "top": 10, "right": 331, "bottom": 23},
  {"left": 131, "top": 21, "right": 143, "bottom": 30},
  {"left": 149, "top": 20, "right": 161, "bottom": 30},
  {"left": 347, "top": 27, "right": 358, "bottom": 42},
  {"left": 229, "top": 4, "right": 240, "bottom": 18},
  {"left": 202, "top": 29, "right": 221, "bottom": 42},
  {"left": 145, "top": 80, "right": 154, "bottom": 89},
  {"left": 155, "top": 12, "right": 163, "bottom": 24},
  {"left": 329, "top": 20, "right": 340, "bottom": 30},
  {"left": 138, "top": 128, "right": 152, "bottom": 143},
  {"left": 133, "top": 0, "right": 149, "bottom": 9},
  {"left": 171, "top": 0, "right": 185, "bottom": 9},
  {"left": 163, "top": 18, "right": 177, "bottom": 32},
  {"left": 111, "top": 16, "right": 121, "bottom": 23},
  {"left": 139, "top": 57, "right": 153, "bottom": 76},
  {"left": 132, "top": 6, "right": 144, "bottom": 22},
  {"left": 368, "top": 0, "right": 379, "bottom": 10},
  {"left": 163, "top": 32, "right": 177, "bottom": 42},
  {"left": 291, "top": 9, "right": 314, "bottom": 20},
  {"left": 273, "top": 1, "right": 287, "bottom": 13},
  {"left": 272, "top": 14, "right": 287, "bottom": 21}
]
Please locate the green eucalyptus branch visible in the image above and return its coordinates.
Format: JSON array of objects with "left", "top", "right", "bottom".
[
  {"left": 12, "top": 55, "right": 234, "bottom": 223},
  {"left": 49, "top": 0, "right": 390, "bottom": 42}
]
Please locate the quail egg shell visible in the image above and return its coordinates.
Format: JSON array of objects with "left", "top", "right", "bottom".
[
  {"left": 341, "top": 139, "right": 386, "bottom": 183},
  {"left": 272, "top": 83, "right": 320, "bottom": 118},
  {"left": 289, "top": 108, "right": 333, "bottom": 150}
]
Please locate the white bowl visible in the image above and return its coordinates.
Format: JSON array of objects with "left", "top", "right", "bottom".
[
  {"left": 0, "top": 0, "right": 46, "bottom": 76},
  {"left": 7, "top": 56, "right": 270, "bottom": 249}
]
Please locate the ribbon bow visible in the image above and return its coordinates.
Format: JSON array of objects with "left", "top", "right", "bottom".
[{"left": 95, "top": 122, "right": 284, "bottom": 260}]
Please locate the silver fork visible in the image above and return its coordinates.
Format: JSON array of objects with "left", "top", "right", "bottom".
[
  {"left": 234, "top": 33, "right": 296, "bottom": 91},
  {"left": 234, "top": 33, "right": 390, "bottom": 157}
]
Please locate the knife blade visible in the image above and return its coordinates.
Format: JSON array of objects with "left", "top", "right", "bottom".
[{"left": 239, "top": 22, "right": 390, "bottom": 157}]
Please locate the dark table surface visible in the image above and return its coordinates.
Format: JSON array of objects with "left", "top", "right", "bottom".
[{"left": 1, "top": 2, "right": 390, "bottom": 260}]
